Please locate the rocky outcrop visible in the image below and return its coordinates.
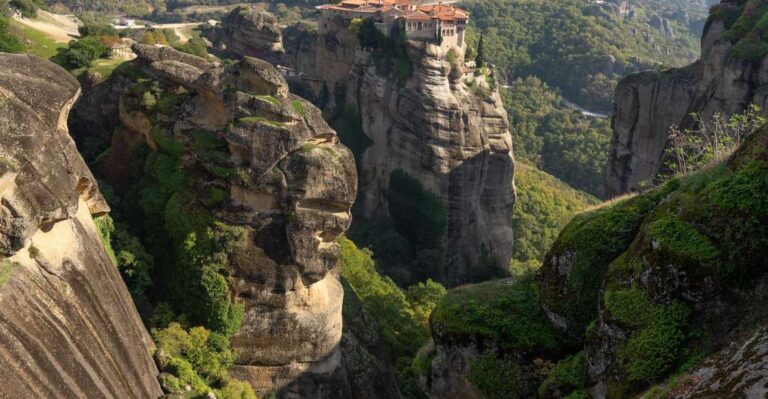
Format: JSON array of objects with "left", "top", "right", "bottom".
[
  {"left": 605, "top": 0, "right": 768, "bottom": 196},
  {"left": 0, "top": 53, "right": 161, "bottom": 398},
  {"left": 208, "top": 6, "right": 284, "bottom": 60},
  {"left": 285, "top": 17, "right": 516, "bottom": 285},
  {"left": 82, "top": 44, "right": 398, "bottom": 398},
  {"left": 536, "top": 122, "right": 768, "bottom": 398}
]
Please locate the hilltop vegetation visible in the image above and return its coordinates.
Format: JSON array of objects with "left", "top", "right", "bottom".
[
  {"left": 462, "top": 0, "right": 706, "bottom": 112},
  {"left": 501, "top": 77, "right": 611, "bottom": 196},
  {"left": 511, "top": 163, "right": 599, "bottom": 274}
]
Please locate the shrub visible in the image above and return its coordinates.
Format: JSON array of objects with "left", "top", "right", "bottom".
[
  {"left": 61, "top": 36, "right": 109, "bottom": 69},
  {"left": 538, "top": 352, "right": 587, "bottom": 398},
  {"left": 0, "top": 15, "right": 23, "bottom": 53},
  {"left": 468, "top": 351, "right": 526, "bottom": 399},
  {"left": 431, "top": 277, "right": 561, "bottom": 353},
  {"left": 604, "top": 288, "right": 690, "bottom": 382}
]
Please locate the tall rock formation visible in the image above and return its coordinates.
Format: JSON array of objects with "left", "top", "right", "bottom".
[
  {"left": 76, "top": 44, "right": 398, "bottom": 398},
  {"left": 284, "top": 16, "right": 516, "bottom": 285},
  {"left": 605, "top": 0, "right": 768, "bottom": 196},
  {"left": 206, "top": 6, "right": 284, "bottom": 61},
  {"left": 0, "top": 53, "right": 162, "bottom": 398}
]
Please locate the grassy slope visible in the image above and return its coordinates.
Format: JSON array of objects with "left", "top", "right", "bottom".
[{"left": 10, "top": 20, "right": 66, "bottom": 59}]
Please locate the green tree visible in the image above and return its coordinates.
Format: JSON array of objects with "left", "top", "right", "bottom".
[
  {"left": 475, "top": 31, "right": 485, "bottom": 66},
  {"left": 61, "top": 36, "right": 108, "bottom": 69}
]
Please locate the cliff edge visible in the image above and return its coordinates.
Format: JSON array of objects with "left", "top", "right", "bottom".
[{"left": 0, "top": 53, "right": 162, "bottom": 398}]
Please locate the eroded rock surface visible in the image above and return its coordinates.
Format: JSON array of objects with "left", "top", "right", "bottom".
[
  {"left": 284, "top": 17, "right": 516, "bottom": 285},
  {"left": 78, "top": 43, "right": 398, "bottom": 398},
  {"left": 0, "top": 53, "right": 161, "bottom": 398},
  {"left": 208, "top": 6, "right": 284, "bottom": 61},
  {"left": 605, "top": 0, "right": 768, "bottom": 196}
]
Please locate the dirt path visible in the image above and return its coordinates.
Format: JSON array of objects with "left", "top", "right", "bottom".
[{"left": 14, "top": 10, "right": 80, "bottom": 43}]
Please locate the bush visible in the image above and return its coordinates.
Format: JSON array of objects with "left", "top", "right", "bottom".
[
  {"left": 604, "top": 289, "right": 690, "bottom": 382},
  {"left": 175, "top": 37, "right": 208, "bottom": 58},
  {"left": 0, "top": 15, "right": 23, "bottom": 53},
  {"left": 538, "top": 352, "right": 587, "bottom": 398},
  {"left": 152, "top": 322, "right": 257, "bottom": 398},
  {"left": 61, "top": 36, "right": 109, "bottom": 69},
  {"left": 431, "top": 277, "right": 561, "bottom": 353},
  {"left": 468, "top": 351, "right": 527, "bottom": 399}
]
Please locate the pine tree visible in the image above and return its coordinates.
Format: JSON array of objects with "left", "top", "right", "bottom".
[{"left": 475, "top": 32, "right": 485, "bottom": 67}]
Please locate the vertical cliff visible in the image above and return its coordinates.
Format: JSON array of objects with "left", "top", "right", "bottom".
[
  {"left": 605, "top": 0, "right": 768, "bottom": 196},
  {"left": 284, "top": 17, "right": 516, "bottom": 285},
  {"left": 0, "top": 53, "right": 162, "bottom": 398}
]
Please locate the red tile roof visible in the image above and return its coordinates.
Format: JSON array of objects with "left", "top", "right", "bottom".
[{"left": 403, "top": 10, "right": 431, "bottom": 20}]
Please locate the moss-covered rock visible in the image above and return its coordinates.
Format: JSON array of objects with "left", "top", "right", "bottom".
[{"left": 586, "top": 125, "right": 768, "bottom": 397}]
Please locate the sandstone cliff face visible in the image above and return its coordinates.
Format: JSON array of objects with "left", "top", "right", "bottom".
[
  {"left": 208, "top": 6, "right": 284, "bottom": 61},
  {"left": 0, "top": 53, "right": 161, "bottom": 398},
  {"left": 82, "top": 44, "right": 399, "bottom": 398},
  {"left": 285, "top": 18, "right": 516, "bottom": 285},
  {"left": 605, "top": 0, "right": 768, "bottom": 196}
]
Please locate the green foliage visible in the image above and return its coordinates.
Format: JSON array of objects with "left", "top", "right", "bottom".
[
  {"left": 539, "top": 180, "right": 678, "bottom": 337},
  {"left": 713, "top": 0, "right": 768, "bottom": 61},
  {"left": 175, "top": 37, "right": 208, "bottom": 58},
  {"left": 78, "top": 22, "right": 117, "bottom": 37},
  {"left": 512, "top": 163, "right": 598, "bottom": 268},
  {"left": 604, "top": 289, "right": 690, "bottom": 382},
  {"left": 94, "top": 215, "right": 117, "bottom": 264},
  {"left": 339, "top": 237, "right": 433, "bottom": 358},
  {"left": 331, "top": 107, "right": 372, "bottom": 170},
  {"left": 467, "top": 351, "right": 526, "bottom": 399},
  {"left": 649, "top": 215, "right": 719, "bottom": 263},
  {"left": 94, "top": 215, "right": 154, "bottom": 310},
  {"left": 10, "top": 0, "right": 43, "bottom": 17},
  {"left": 475, "top": 32, "right": 485, "bottom": 67},
  {"left": 660, "top": 105, "right": 765, "bottom": 184},
  {"left": 339, "top": 237, "right": 446, "bottom": 398},
  {"left": 153, "top": 322, "right": 256, "bottom": 398},
  {"left": 357, "top": 18, "right": 412, "bottom": 81},
  {"left": 464, "top": 0, "right": 703, "bottom": 111},
  {"left": 406, "top": 279, "right": 446, "bottom": 327},
  {"left": 501, "top": 77, "right": 611, "bottom": 195},
  {"left": 538, "top": 352, "right": 587, "bottom": 398},
  {"left": 431, "top": 277, "right": 561, "bottom": 352},
  {"left": 60, "top": 36, "right": 109, "bottom": 69},
  {"left": 0, "top": 14, "right": 23, "bottom": 53},
  {"left": 292, "top": 100, "right": 306, "bottom": 117}
]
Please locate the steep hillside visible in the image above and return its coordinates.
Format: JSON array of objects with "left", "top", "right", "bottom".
[
  {"left": 606, "top": 0, "right": 768, "bottom": 196},
  {"left": 427, "top": 121, "right": 768, "bottom": 398},
  {"left": 0, "top": 53, "right": 161, "bottom": 398},
  {"left": 511, "top": 163, "right": 599, "bottom": 272}
]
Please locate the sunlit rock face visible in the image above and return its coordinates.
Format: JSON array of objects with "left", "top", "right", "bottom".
[
  {"left": 206, "top": 6, "right": 284, "bottom": 61},
  {"left": 0, "top": 53, "right": 162, "bottom": 398},
  {"left": 283, "top": 17, "right": 516, "bottom": 286},
  {"left": 128, "top": 44, "right": 358, "bottom": 397}
]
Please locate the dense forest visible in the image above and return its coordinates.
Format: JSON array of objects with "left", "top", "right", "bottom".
[{"left": 462, "top": 0, "right": 707, "bottom": 111}]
